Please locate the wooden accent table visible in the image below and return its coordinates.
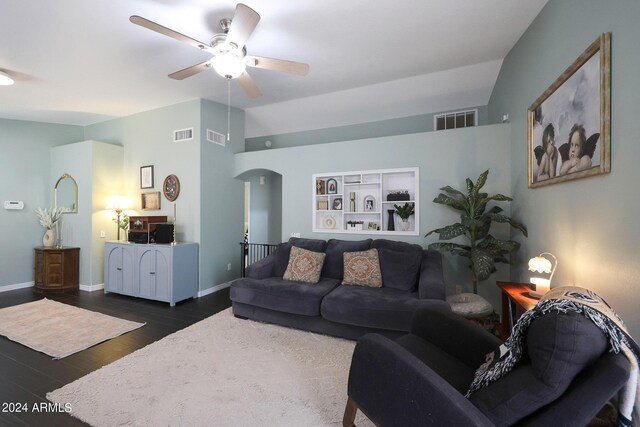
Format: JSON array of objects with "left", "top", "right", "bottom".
[
  {"left": 34, "top": 247, "right": 80, "bottom": 293},
  {"left": 496, "top": 281, "right": 539, "bottom": 339}
]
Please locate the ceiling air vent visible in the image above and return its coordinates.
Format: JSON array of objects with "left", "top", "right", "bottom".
[
  {"left": 173, "top": 128, "right": 194, "bottom": 142},
  {"left": 207, "top": 129, "right": 226, "bottom": 147}
]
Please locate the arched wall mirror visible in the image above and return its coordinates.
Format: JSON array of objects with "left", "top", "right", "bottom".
[{"left": 54, "top": 173, "right": 78, "bottom": 213}]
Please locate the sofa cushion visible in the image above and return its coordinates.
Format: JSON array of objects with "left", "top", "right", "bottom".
[
  {"left": 321, "top": 285, "right": 419, "bottom": 331},
  {"left": 469, "top": 311, "right": 608, "bottom": 425},
  {"left": 322, "top": 239, "right": 372, "bottom": 280},
  {"left": 274, "top": 238, "right": 328, "bottom": 277},
  {"left": 283, "top": 246, "right": 326, "bottom": 284},
  {"left": 342, "top": 249, "right": 382, "bottom": 288},
  {"left": 230, "top": 276, "right": 340, "bottom": 316},
  {"left": 377, "top": 247, "right": 422, "bottom": 291},
  {"left": 371, "top": 238, "right": 424, "bottom": 255}
]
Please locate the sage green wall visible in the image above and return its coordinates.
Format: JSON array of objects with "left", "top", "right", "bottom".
[
  {"left": 0, "top": 118, "right": 83, "bottom": 289},
  {"left": 488, "top": 0, "right": 640, "bottom": 337},
  {"left": 199, "top": 99, "right": 245, "bottom": 288},
  {"left": 50, "top": 140, "right": 124, "bottom": 287},
  {"left": 235, "top": 124, "right": 512, "bottom": 308},
  {"left": 85, "top": 100, "right": 202, "bottom": 245},
  {"left": 244, "top": 171, "right": 283, "bottom": 245},
  {"left": 245, "top": 106, "right": 489, "bottom": 152}
]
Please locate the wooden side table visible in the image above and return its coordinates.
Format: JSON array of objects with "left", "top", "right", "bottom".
[
  {"left": 34, "top": 247, "right": 80, "bottom": 293},
  {"left": 496, "top": 281, "right": 538, "bottom": 339}
]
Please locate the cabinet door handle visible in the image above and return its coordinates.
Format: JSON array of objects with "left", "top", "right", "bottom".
[
  {"left": 116, "top": 267, "right": 122, "bottom": 271},
  {"left": 149, "top": 272, "right": 155, "bottom": 275}
]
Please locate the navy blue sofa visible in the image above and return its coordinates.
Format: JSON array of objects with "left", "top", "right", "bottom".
[{"left": 230, "top": 237, "right": 447, "bottom": 340}]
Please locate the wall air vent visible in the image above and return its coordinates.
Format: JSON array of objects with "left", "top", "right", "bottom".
[
  {"left": 207, "top": 129, "right": 226, "bottom": 147},
  {"left": 434, "top": 109, "right": 477, "bottom": 131},
  {"left": 173, "top": 128, "right": 194, "bottom": 142}
]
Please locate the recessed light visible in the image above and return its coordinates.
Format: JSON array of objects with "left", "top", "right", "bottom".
[{"left": 0, "top": 71, "right": 14, "bottom": 85}]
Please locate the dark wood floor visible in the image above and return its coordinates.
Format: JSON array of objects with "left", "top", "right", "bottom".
[{"left": 0, "top": 287, "right": 232, "bottom": 426}]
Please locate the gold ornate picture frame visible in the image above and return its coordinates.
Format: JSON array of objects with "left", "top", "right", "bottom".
[{"left": 528, "top": 32, "right": 611, "bottom": 188}]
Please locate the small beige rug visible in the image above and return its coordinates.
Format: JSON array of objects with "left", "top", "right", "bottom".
[
  {"left": 0, "top": 298, "right": 145, "bottom": 359},
  {"left": 47, "top": 308, "right": 374, "bottom": 426}
]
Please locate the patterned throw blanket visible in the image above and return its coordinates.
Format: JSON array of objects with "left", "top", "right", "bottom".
[{"left": 466, "top": 286, "right": 640, "bottom": 427}]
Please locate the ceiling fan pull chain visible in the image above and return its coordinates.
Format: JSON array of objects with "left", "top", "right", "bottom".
[{"left": 227, "top": 77, "right": 231, "bottom": 142}]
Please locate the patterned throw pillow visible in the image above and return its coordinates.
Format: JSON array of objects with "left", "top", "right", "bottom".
[
  {"left": 283, "top": 246, "right": 326, "bottom": 284},
  {"left": 342, "top": 249, "right": 382, "bottom": 287}
]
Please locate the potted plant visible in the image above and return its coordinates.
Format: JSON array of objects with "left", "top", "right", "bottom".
[
  {"left": 425, "top": 170, "right": 527, "bottom": 294},
  {"left": 394, "top": 202, "right": 415, "bottom": 231},
  {"left": 346, "top": 220, "right": 364, "bottom": 230},
  {"left": 35, "top": 207, "right": 63, "bottom": 247}
]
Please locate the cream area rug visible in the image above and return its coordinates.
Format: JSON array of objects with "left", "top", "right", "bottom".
[
  {"left": 0, "top": 298, "right": 145, "bottom": 359},
  {"left": 47, "top": 308, "right": 375, "bottom": 426}
]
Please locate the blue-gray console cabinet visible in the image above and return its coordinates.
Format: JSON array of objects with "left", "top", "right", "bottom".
[{"left": 104, "top": 242, "right": 198, "bottom": 306}]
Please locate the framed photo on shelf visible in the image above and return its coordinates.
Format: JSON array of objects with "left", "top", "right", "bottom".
[
  {"left": 327, "top": 178, "right": 338, "bottom": 194},
  {"left": 316, "top": 179, "right": 326, "bottom": 195},
  {"left": 368, "top": 221, "right": 380, "bottom": 231},
  {"left": 363, "top": 195, "right": 375, "bottom": 212},
  {"left": 141, "top": 192, "right": 161, "bottom": 210},
  {"left": 140, "top": 165, "right": 154, "bottom": 189},
  {"left": 317, "top": 200, "right": 329, "bottom": 210},
  {"left": 332, "top": 197, "right": 342, "bottom": 210},
  {"left": 527, "top": 32, "right": 610, "bottom": 188}
]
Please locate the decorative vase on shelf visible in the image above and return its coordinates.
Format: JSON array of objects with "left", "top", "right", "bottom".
[
  {"left": 387, "top": 209, "right": 395, "bottom": 231},
  {"left": 349, "top": 192, "right": 356, "bottom": 212},
  {"left": 400, "top": 220, "right": 410, "bottom": 231},
  {"left": 43, "top": 229, "right": 55, "bottom": 247}
]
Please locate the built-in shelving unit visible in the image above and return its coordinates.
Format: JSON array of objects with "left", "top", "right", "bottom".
[{"left": 312, "top": 167, "right": 419, "bottom": 235}]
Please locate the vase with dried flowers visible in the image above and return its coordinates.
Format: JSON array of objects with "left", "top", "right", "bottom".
[{"left": 35, "top": 207, "right": 63, "bottom": 247}]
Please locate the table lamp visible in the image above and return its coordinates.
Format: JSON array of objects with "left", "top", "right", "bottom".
[{"left": 528, "top": 252, "right": 558, "bottom": 297}]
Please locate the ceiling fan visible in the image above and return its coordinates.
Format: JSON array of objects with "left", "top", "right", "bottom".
[{"left": 130, "top": 3, "right": 309, "bottom": 98}]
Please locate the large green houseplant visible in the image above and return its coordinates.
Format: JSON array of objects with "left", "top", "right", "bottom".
[{"left": 425, "top": 170, "right": 527, "bottom": 294}]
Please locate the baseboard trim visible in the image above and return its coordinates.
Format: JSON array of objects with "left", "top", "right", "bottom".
[
  {"left": 80, "top": 283, "right": 104, "bottom": 292},
  {"left": 0, "top": 281, "right": 34, "bottom": 293},
  {"left": 198, "top": 281, "right": 232, "bottom": 298}
]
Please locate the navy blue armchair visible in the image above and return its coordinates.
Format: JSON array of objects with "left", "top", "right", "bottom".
[{"left": 344, "top": 301, "right": 630, "bottom": 426}]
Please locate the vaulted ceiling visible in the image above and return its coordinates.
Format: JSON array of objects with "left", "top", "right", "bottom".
[{"left": 0, "top": 0, "right": 548, "bottom": 127}]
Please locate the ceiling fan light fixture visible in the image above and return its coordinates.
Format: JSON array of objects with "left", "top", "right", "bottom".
[
  {"left": 210, "top": 44, "right": 247, "bottom": 79},
  {"left": 0, "top": 71, "right": 15, "bottom": 86}
]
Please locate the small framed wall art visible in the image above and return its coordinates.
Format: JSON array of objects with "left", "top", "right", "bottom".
[
  {"left": 141, "top": 192, "right": 161, "bottom": 210},
  {"left": 140, "top": 165, "right": 154, "bottom": 189}
]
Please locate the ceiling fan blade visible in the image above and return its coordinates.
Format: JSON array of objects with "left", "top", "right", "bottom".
[
  {"left": 226, "top": 4, "right": 260, "bottom": 50},
  {"left": 130, "top": 15, "right": 209, "bottom": 51},
  {"left": 246, "top": 55, "right": 309, "bottom": 76},
  {"left": 237, "top": 71, "right": 262, "bottom": 98},
  {"left": 168, "top": 61, "right": 211, "bottom": 80}
]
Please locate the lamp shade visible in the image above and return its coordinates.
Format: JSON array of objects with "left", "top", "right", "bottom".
[{"left": 528, "top": 252, "right": 558, "bottom": 297}]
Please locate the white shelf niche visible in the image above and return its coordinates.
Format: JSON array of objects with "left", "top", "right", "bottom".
[{"left": 312, "top": 167, "right": 419, "bottom": 235}]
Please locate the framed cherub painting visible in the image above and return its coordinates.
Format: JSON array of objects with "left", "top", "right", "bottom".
[{"left": 528, "top": 32, "right": 611, "bottom": 188}]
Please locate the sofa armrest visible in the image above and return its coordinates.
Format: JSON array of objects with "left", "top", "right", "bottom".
[
  {"left": 246, "top": 252, "right": 277, "bottom": 279},
  {"left": 410, "top": 303, "right": 502, "bottom": 368},
  {"left": 418, "top": 249, "right": 446, "bottom": 300},
  {"left": 348, "top": 333, "right": 494, "bottom": 427}
]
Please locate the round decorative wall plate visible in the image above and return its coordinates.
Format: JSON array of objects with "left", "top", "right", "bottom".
[{"left": 163, "top": 174, "right": 180, "bottom": 202}]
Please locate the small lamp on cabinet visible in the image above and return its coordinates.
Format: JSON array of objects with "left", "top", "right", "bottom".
[{"left": 528, "top": 252, "right": 558, "bottom": 298}]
